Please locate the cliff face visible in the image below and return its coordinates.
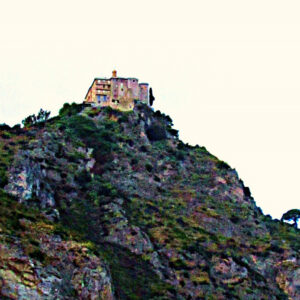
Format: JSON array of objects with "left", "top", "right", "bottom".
[{"left": 0, "top": 102, "right": 299, "bottom": 299}]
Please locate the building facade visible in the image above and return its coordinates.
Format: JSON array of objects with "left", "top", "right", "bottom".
[{"left": 84, "top": 70, "right": 149, "bottom": 111}]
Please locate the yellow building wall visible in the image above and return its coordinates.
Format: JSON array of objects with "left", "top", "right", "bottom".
[{"left": 84, "top": 75, "right": 148, "bottom": 112}]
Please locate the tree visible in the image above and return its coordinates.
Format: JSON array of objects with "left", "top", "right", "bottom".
[
  {"left": 281, "top": 209, "right": 300, "bottom": 228},
  {"left": 149, "top": 87, "right": 155, "bottom": 106},
  {"left": 36, "top": 108, "right": 50, "bottom": 122},
  {"left": 22, "top": 108, "right": 50, "bottom": 128},
  {"left": 22, "top": 114, "right": 36, "bottom": 128}
]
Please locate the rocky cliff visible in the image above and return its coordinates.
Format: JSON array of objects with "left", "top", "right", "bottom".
[{"left": 0, "top": 102, "right": 299, "bottom": 299}]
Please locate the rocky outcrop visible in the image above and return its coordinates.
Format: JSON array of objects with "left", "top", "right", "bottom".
[
  {"left": 0, "top": 192, "right": 114, "bottom": 299},
  {"left": 0, "top": 236, "right": 113, "bottom": 299},
  {"left": 0, "top": 102, "right": 298, "bottom": 299},
  {"left": 5, "top": 131, "right": 95, "bottom": 220}
]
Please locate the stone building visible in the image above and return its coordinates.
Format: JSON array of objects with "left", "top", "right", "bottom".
[{"left": 84, "top": 70, "right": 149, "bottom": 111}]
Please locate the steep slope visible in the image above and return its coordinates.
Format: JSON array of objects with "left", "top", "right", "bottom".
[{"left": 0, "top": 102, "right": 299, "bottom": 299}]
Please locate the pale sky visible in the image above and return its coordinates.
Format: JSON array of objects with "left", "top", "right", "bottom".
[{"left": 0, "top": 0, "right": 299, "bottom": 220}]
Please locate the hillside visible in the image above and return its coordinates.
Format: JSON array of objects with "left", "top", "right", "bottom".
[{"left": 0, "top": 102, "right": 299, "bottom": 299}]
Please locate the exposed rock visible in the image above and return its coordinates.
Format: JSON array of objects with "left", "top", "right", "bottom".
[
  {"left": 0, "top": 102, "right": 298, "bottom": 299},
  {"left": 0, "top": 218, "right": 114, "bottom": 299}
]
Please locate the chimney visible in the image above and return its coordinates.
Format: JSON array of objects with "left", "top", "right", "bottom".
[{"left": 112, "top": 70, "right": 117, "bottom": 78}]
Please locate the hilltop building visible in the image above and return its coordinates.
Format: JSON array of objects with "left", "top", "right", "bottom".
[{"left": 84, "top": 70, "right": 149, "bottom": 111}]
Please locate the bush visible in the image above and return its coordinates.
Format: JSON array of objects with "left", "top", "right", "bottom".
[
  {"left": 118, "top": 112, "right": 133, "bottom": 123},
  {"left": 168, "top": 128, "right": 179, "bottom": 138},
  {"left": 22, "top": 109, "right": 51, "bottom": 128},
  {"left": 140, "top": 145, "right": 148, "bottom": 152},
  {"left": 216, "top": 160, "right": 231, "bottom": 170},
  {"left": 87, "top": 107, "right": 101, "bottom": 117},
  {"left": 59, "top": 102, "right": 84, "bottom": 117},
  {"left": 0, "top": 169, "right": 8, "bottom": 188},
  {"left": 131, "top": 158, "right": 138, "bottom": 165},
  {"left": 60, "top": 115, "right": 119, "bottom": 166},
  {"left": 154, "top": 110, "right": 173, "bottom": 125},
  {"left": 29, "top": 249, "right": 46, "bottom": 263},
  {"left": 12, "top": 124, "right": 22, "bottom": 134},
  {"left": 243, "top": 186, "right": 252, "bottom": 198},
  {"left": 64, "top": 115, "right": 97, "bottom": 141},
  {"left": 145, "top": 163, "right": 153, "bottom": 172},
  {"left": 0, "top": 124, "right": 11, "bottom": 131},
  {"left": 86, "top": 176, "right": 118, "bottom": 199},
  {"left": 177, "top": 141, "right": 186, "bottom": 150},
  {"left": 75, "top": 170, "right": 92, "bottom": 189},
  {"left": 126, "top": 139, "right": 134, "bottom": 147},
  {"left": 146, "top": 124, "right": 167, "bottom": 141},
  {"left": 175, "top": 150, "right": 185, "bottom": 161},
  {"left": 0, "top": 131, "right": 11, "bottom": 139}
]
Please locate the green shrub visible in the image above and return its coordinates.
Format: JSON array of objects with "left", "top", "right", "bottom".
[
  {"left": 154, "top": 110, "right": 173, "bottom": 126},
  {"left": 1, "top": 131, "right": 12, "bottom": 139},
  {"left": 216, "top": 160, "right": 231, "bottom": 170},
  {"left": 22, "top": 109, "right": 51, "bottom": 128},
  {"left": 59, "top": 102, "right": 84, "bottom": 117},
  {"left": 118, "top": 111, "right": 133, "bottom": 123},
  {"left": 75, "top": 170, "right": 92, "bottom": 190},
  {"left": 29, "top": 248, "right": 47, "bottom": 263},
  {"left": 0, "top": 124, "right": 11, "bottom": 131},
  {"left": 0, "top": 169, "right": 8, "bottom": 188},
  {"left": 177, "top": 141, "right": 186, "bottom": 150},
  {"left": 146, "top": 124, "right": 167, "bottom": 141},
  {"left": 145, "top": 163, "right": 153, "bottom": 172},
  {"left": 102, "top": 106, "right": 117, "bottom": 114},
  {"left": 60, "top": 115, "right": 120, "bottom": 162},
  {"left": 63, "top": 115, "right": 96, "bottom": 140},
  {"left": 175, "top": 150, "right": 185, "bottom": 161},
  {"left": 86, "top": 176, "right": 118, "bottom": 198},
  {"left": 168, "top": 128, "right": 179, "bottom": 138}
]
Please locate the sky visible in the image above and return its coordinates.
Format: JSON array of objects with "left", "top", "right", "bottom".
[{"left": 0, "top": 0, "right": 299, "bottom": 220}]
